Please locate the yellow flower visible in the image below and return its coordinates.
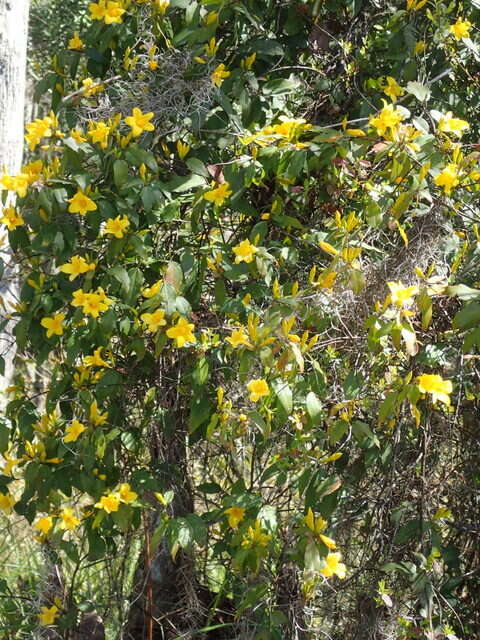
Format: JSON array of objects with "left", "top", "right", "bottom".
[
  {"left": 246, "top": 379, "right": 269, "bottom": 402},
  {"left": 406, "top": 0, "right": 428, "bottom": 10},
  {"left": 142, "top": 280, "right": 162, "bottom": 298},
  {"left": 387, "top": 281, "right": 419, "bottom": 307},
  {"left": 104, "top": 215, "right": 130, "bottom": 238},
  {"left": 35, "top": 516, "right": 54, "bottom": 535},
  {"left": 319, "top": 534, "right": 337, "bottom": 550},
  {"left": 89, "top": 400, "right": 109, "bottom": 426},
  {"left": 83, "top": 347, "right": 109, "bottom": 368},
  {"left": 369, "top": 101, "right": 405, "bottom": 138},
  {"left": 320, "top": 552, "right": 346, "bottom": 579},
  {"left": 118, "top": 483, "right": 138, "bottom": 504},
  {"left": 70, "top": 128, "right": 86, "bottom": 143},
  {"left": 141, "top": 309, "right": 167, "bottom": 332},
  {"left": 417, "top": 374, "right": 452, "bottom": 406},
  {"left": 38, "top": 605, "right": 59, "bottom": 626},
  {"left": 0, "top": 492, "right": 15, "bottom": 513},
  {"left": 68, "top": 189, "right": 97, "bottom": 216},
  {"left": 24, "top": 114, "right": 56, "bottom": 151},
  {"left": 304, "top": 508, "right": 328, "bottom": 535},
  {"left": 241, "top": 52, "right": 256, "bottom": 70},
  {"left": 95, "top": 493, "right": 120, "bottom": 513},
  {"left": 0, "top": 206, "right": 24, "bottom": 231},
  {"left": 204, "top": 181, "right": 232, "bottom": 206},
  {"left": 166, "top": 316, "right": 196, "bottom": 347},
  {"left": 89, "top": 1, "right": 106, "bottom": 20},
  {"left": 211, "top": 63, "right": 230, "bottom": 88},
  {"left": 64, "top": 419, "right": 87, "bottom": 443},
  {"left": 241, "top": 520, "right": 271, "bottom": 549},
  {"left": 59, "top": 255, "right": 95, "bottom": 280},
  {"left": 414, "top": 41, "right": 426, "bottom": 55},
  {"left": 71, "top": 288, "right": 88, "bottom": 308},
  {"left": 59, "top": 507, "right": 80, "bottom": 530},
  {"left": 449, "top": 17, "right": 472, "bottom": 40},
  {"left": 153, "top": 0, "right": 169, "bottom": 14},
  {"left": 381, "top": 77, "right": 404, "bottom": 102},
  {"left": 88, "top": 120, "right": 110, "bottom": 146},
  {"left": 82, "top": 77, "right": 105, "bottom": 97},
  {"left": 204, "top": 38, "right": 218, "bottom": 57},
  {"left": 225, "top": 327, "right": 252, "bottom": 348},
  {"left": 68, "top": 32, "right": 84, "bottom": 50},
  {"left": 124, "top": 107, "right": 155, "bottom": 137},
  {"left": 434, "top": 164, "right": 460, "bottom": 194},
  {"left": 225, "top": 506, "right": 246, "bottom": 529},
  {"left": 233, "top": 239, "right": 258, "bottom": 264},
  {"left": 345, "top": 128, "right": 366, "bottom": 137},
  {"left": 104, "top": 0, "right": 125, "bottom": 23},
  {"left": 176, "top": 140, "right": 190, "bottom": 160},
  {"left": 81, "top": 291, "right": 112, "bottom": 318},
  {"left": 40, "top": 313, "right": 66, "bottom": 338},
  {"left": 438, "top": 112, "right": 469, "bottom": 137}
]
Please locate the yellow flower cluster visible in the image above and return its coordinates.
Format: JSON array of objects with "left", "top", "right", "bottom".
[
  {"left": 89, "top": 1, "right": 125, "bottom": 24},
  {"left": 25, "top": 113, "right": 59, "bottom": 151},
  {"left": 71, "top": 288, "right": 112, "bottom": 318},
  {"left": 94, "top": 483, "right": 138, "bottom": 513},
  {"left": 240, "top": 117, "right": 312, "bottom": 147}
]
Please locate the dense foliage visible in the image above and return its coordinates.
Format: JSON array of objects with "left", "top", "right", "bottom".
[{"left": 1, "top": 0, "right": 479, "bottom": 638}]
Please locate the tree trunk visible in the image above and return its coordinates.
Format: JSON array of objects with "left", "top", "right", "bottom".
[{"left": 0, "top": 0, "right": 30, "bottom": 399}]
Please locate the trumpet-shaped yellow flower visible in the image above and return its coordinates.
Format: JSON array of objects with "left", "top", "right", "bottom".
[
  {"left": 68, "top": 190, "right": 97, "bottom": 215},
  {"left": 41, "top": 313, "right": 65, "bottom": 338},
  {"left": 434, "top": 164, "right": 460, "bottom": 194},
  {"left": 417, "top": 374, "right": 452, "bottom": 406},
  {"left": 0, "top": 492, "right": 15, "bottom": 513},
  {"left": 118, "top": 483, "right": 138, "bottom": 504},
  {"left": 59, "top": 507, "right": 80, "bottom": 530},
  {"left": 438, "top": 112, "right": 469, "bottom": 137},
  {"left": 38, "top": 605, "right": 59, "bottom": 626},
  {"left": 320, "top": 552, "right": 346, "bottom": 579},
  {"left": 95, "top": 493, "right": 120, "bottom": 513},
  {"left": 124, "top": 108, "right": 155, "bottom": 137},
  {"left": 68, "top": 32, "right": 84, "bottom": 50},
  {"left": 381, "top": 77, "right": 404, "bottom": 102},
  {"left": 226, "top": 327, "right": 252, "bottom": 348},
  {"left": 233, "top": 239, "right": 258, "bottom": 264},
  {"left": 88, "top": 121, "right": 110, "bottom": 147},
  {"left": 211, "top": 63, "right": 230, "bottom": 87},
  {"left": 104, "top": 215, "right": 130, "bottom": 238},
  {"left": 369, "top": 101, "right": 405, "bottom": 138},
  {"left": 241, "top": 519, "right": 271, "bottom": 549},
  {"left": 225, "top": 506, "right": 246, "bottom": 529},
  {"left": 59, "top": 255, "right": 95, "bottom": 280},
  {"left": 35, "top": 516, "right": 54, "bottom": 535},
  {"left": 246, "top": 378, "right": 270, "bottom": 402},
  {"left": 89, "top": 400, "right": 109, "bottom": 426},
  {"left": 449, "top": 18, "right": 472, "bottom": 40},
  {"left": 176, "top": 140, "right": 190, "bottom": 160},
  {"left": 241, "top": 52, "right": 256, "bottom": 70},
  {"left": 166, "top": 316, "right": 196, "bottom": 347},
  {"left": 0, "top": 207, "right": 24, "bottom": 231},
  {"left": 406, "top": 0, "right": 428, "bottom": 11},
  {"left": 82, "top": 291, "right": 112, "bottom": 318},
  {"left": 387, "top": 281, "right": 419, "bottom": 307},
  {"left": 204, "top": 182, "right": 232, "bottom": 206},
  {"left": 64, "top": 419, "right": 87, "bottom": 443},
  {"left": 141, "top": 309, "right": 167, "bottom": 332},
  {"left": 83, "top": 347, "right": 109, "bottom": 368},
  {"left": 89, "top": 1, "right": 106, "bottom": 19},
  {"left": 142, "top": 280, "right": 162, "bottom": 298}
]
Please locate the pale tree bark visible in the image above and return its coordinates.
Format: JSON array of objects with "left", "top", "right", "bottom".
[{"left": 0, "top": 0, "right": 30, "bottom": 401}]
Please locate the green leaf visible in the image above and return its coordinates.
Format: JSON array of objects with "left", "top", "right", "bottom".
[
  {"left": 453, "top": 304, "right": 480, "bottom": 330},
  {"left": 306, "top": 391, "right": 323, "bottom": 424},
  {"left": 304, "top": 541, "right": 322, "bottom": 572},
  {"left": 272, "top": 379, "right": 293, "bottom": 415},
  {"left": 113, "top": 160, "right": 129, "bottom": 188}
]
